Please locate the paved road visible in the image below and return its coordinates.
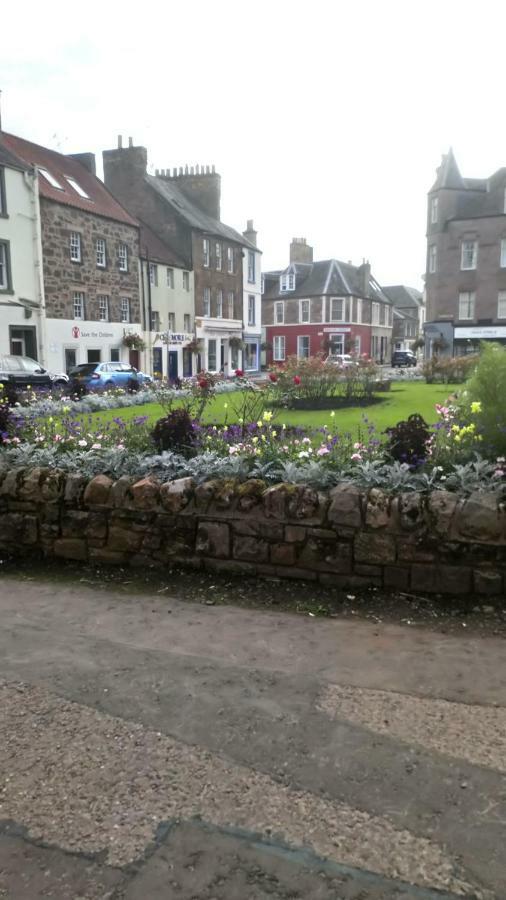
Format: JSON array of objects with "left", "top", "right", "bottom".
[{"left": 0, "top": 577, "right": 504, "bottom": 899}]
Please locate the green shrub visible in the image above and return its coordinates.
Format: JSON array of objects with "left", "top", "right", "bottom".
[
  {"left": 422, "top": 355, "right": 478, "bottom": 384},
  {"left": 463, "top": 343, "right": 506, "bottom": 456}
]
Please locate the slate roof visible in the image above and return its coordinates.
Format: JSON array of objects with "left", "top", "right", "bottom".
[
  {"left": 383, "top": 285, "right": 423, "bottom": 310},
  {"left": 430, "top": 148, "right": 465, "bottom": 191},
  {"left": 0, "top": 139, "right": 26, "bottom": 172},
  {"left": 146, "top": 175, "right": 257, "bottom": 249},
  {"left": 138, "top": 220, "right": 187, "bottom": 268},
  {"left": 262, "top": 259, "right": 392, "bottom": 304},
  {"left": 0, "top": 132, "right": 138, "bottom": 227}
]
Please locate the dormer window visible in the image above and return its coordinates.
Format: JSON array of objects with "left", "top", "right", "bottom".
[
  {"left": 280, "top": 273, "right": 296, "bottom": 292},
  {"left": 38, "top": 167, "right": 63, "bottom": 190}
]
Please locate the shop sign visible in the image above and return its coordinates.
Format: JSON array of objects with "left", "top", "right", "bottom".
[{"left": 454, "top": 326, "right": 506, "bottom": 339}]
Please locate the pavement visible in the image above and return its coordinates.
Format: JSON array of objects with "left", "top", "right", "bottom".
[{"left": 0, "top": 576, "right": 504, "bottom": 899}]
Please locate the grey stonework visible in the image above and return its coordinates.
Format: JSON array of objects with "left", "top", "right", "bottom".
[
  {"left": 41, "top": 199, "right": 140, "bottom": 322},
  {"left": 1, "top": 469, "right": 505, "bottom": 596}
]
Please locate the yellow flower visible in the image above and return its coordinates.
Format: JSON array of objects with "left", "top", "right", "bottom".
[
  {"left": 282, "top": 423, "right": 286, "bottom": 430},
  {"left": 224, "top": 402, "right": 228, "bottom": 409},
  {"left": 330, "top": 411, "right": 336, "bottom": 418},
  {"left": 262, "top": 410, "right": 273, "bottom": 422},
  {"left": 252, "top": 436, "right": 258, "bottom": 444},
  {"left": 451, "top": 424, "right": 460, "bottom": 433},
  {"left": 48, "top": 417, "right": 53, "bottom": 423},
  {"left": 470, "top": 401, "right": 482, "bottom": 414},
  {"left": 454, "top": 434, "right": 461, "bottom": 442},
  {"left": 272, "top": 430, "right": 277, "bottom": 437},
  {"left": 256, "top": 420, "right": 262, "bottom": 428}
]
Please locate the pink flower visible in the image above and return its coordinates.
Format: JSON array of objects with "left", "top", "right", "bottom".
[
  {"left": 53, "top": 434, "right": 63, "bottom": 442},
  {"left": 317, "top": 446, "right": 330, "bottom": 456},
  {"left": 351, "top": 452, "right": 362, "bottom": 461},
  {"left": 493, "top": 469, "right": 504, "bottom": 478},
  {"left": 91, "top": 443, "right": 102, "bottom": 450}
]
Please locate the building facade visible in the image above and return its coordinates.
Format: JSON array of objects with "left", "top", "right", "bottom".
[
  {"left": 262, "top": 239, "right": 393, "bottom": 365},
  {"left": 384, "top": 285, "right": 425, "bottom": 352},
  {"left": 241, "top": 220, "right": 262, "bottom": 374},
  {"left": 425, "top": 149, "right": 506, "bottom": 356},
  {"left": 103, "top": 139, "right": 258, "bottom": 377},
  {"left": 0, "top": 132, "right": 142, "bottom": 374},
  {"left": 0, "top": 141, "right": 46, "bottom": 362}
]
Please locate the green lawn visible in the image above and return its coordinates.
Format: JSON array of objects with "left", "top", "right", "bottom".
[{"left": 71, "top": 382, "right": 458, "bottom": 438}]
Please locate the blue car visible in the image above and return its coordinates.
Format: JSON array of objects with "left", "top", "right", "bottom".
[{"left": 69, "top": 362, "right": 141, "bottom": 393}]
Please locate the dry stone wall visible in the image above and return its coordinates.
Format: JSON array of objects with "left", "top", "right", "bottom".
[{"left": 0, "top": 468, "right": 505, "bottom": 596}]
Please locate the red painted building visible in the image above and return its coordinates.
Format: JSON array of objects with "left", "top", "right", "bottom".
[{"left": 262, "top": 239, "right": 393, "bottom": 365}]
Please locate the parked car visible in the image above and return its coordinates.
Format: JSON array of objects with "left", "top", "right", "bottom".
[
  {"left": 68, "top": 361, "right": 141, "bottom": 393},
  {"left": 0, "top": 354, "right": 67, "bottom": 389},
  {"left": 136, "top": 371, "right": 153, "bottom": 385},
  {"left": 391, "top": 350, "right": 417, "bottom": 368},
  {"left": 325, "top": 354, "right": 356, "bottom": 368}
]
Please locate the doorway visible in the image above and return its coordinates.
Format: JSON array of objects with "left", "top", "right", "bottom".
[
  {"left": 168, "top": 350, "right": 178, "bottom": 382},
  {"left": 152, "top": 347, "right": 163, "bottom": 379},
  {"left": 129, "top": 349, "right": 140, "bottom": 369},
  {"left": 220, "top": 341, "right": 226, "bottom": 372},
  {"left": 182, "top": 348, "right": 192, "bottom": 377},
  {"left": 64, "top": 348, "right": 77, "bottom": 373}
]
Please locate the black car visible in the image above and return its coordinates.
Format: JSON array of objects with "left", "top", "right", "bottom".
[
  {"left": 391, "top": 350, "right": 417, "bottom": 368},
  {"left": 0, "top": 354, "right": 59, "bottom": 389}
]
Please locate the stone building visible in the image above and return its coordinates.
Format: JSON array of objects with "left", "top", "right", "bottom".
[
  {"left": 262, "top": 239, "right": 393, "bottom": 364},
  {"left": 425, "top": 148, "right": 506, "bottom": 356},
  {"left": 103, "top": 138, "right": 259, "bottom": 376},
  {"left": 0, "top": 132, "right": 142, "bottom": 373},
  {"left": 0, "top": 139, "right": 46, "bottom": 363},
  {"left": 383, "top": 285, "right": 425, "bottom": 353}
]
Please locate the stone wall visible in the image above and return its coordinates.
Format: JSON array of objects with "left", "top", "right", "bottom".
[{"left": 1, "top": 468, "right": 505, "bottom": 596}]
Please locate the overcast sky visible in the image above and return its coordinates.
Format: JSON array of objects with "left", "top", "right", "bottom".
[{"left": 2, "top": 0, "right": 506, "bottom": 288}]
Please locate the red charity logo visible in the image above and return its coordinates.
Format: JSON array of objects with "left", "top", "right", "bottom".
[{"left": 72, "top": 326, "right": 80, "bottom": 339}]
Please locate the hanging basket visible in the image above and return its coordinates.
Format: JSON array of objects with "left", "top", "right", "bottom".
[{"left": 123, "top": 333, "right": 146, "bottom": 351}]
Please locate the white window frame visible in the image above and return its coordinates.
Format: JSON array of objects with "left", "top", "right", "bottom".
[
  {"left": 273, "top": 335, "right": 285, "bottom": 361},
  {"left": 429, "top": 244, "right": 437, "bottom": 273},
  {"left": 118, "top": 243, "right": 128, "bottom": 272},
  {"left": 65, "top": 176, "right": 90, "bottom": 199},
  {"left": 461, "top": 240, "right": 477, "bottom": 271},
  {"left": 203, "top": 287, "right": 211, "bottom": 317},
  {"left": 330, "top": 297, "right": 345, "bottom": 323},
  {"left": 0, "top": 241, "right": 10, "bottom": 290},
  {"left": 183, "top": 271, "right": 190, "bottom": 291},
  {"left": 248, "top": 250, "right": 255, "bottom": 283},
  {"left": 166, "top": 267, "right": 174, "bottom": 287},
  {"left": 215, "top": 242, "right": 222, "bottom": 271},
  {"left": 38, "top": 167, "right": 63, "bottom": 190},
  {"left": 356, "top": 297, "right": 362, "bottom": 324},
  {"left": 228, "top": 291, "right": 234, "bottom": 318},
  {"left": 97, "top": 295, "right": 109, "bottom": 322},
  {"left": 73, "top": 291, "right": 85, "bottom": 320},
  {"left": 120, "top": 298, "right": 130, "bottom": 323},
  {"left": 354, "top": 335, "right": 361, "bottom": 355},
  {"left": 183, "top": 313, "right": 191, "bottom": 332},
  {"left": 168, "top": 312, "right": 176, "bottom": 332},
  {"left": 372, "top": 302, "right": 380, "bottom": 325},
  {"left": 216, "top": 289, "right": 223, "bottom": 318},
  {"left": 275, "top": 301, "right": 284, "bottom": 324},
  {"left": 299, "top": 299, "right": 310, "bottom": 324},
  {"left": 459, "top": 291, "right": 475, "bottom": 320},
  {"left": 297, "top": 335, "right": 310, "bottom": 359},
  {"left": 244, "top": 342, "right": 258, "bottom": 370},
  {"left": 500, "top": 239, "right": 506, "bottom": 268},
  {"left": 498, "top": 291, "right": 506, "bottom": 319},
  {"left": 261, "top": 273, "right": 265, "bottom": 294},
  {"left": 96, "top": 238, "right": 106, "bottom": 268},
  {"left": 379, "top": 304, "right": 386, "bottom": 326},
  {"left": 280, "top": 273, "right": 296, "bottom": 292},
  {"left": 207, "top": 338, "right": 217, "bottom": 371},
  {"left": 149, "top": 263, "right": 158, "bottom": 286},
  {"left": 227, "top": 247, "right": 234, "bottom": 273},
  {"left": 69, "top": 231, "right": 81, "bottom": 263},
  {"left": 329, "top": 333, "right": 345, "bottom": 356},
  {"left": 203, "top": 238, "right": 210, "bottom": 268},
  {"left": 248, "top": 294, "right": 255, "bottom": 326},
  {"left": 431, "top": 196, "right": 438, "bottom": 224},
  {"left": 150, "top": 310, "right": 160, "bottom": 331}
]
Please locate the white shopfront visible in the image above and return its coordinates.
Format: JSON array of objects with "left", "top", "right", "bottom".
[{"left": 44, "top": 319, "right": 142, "bottom": 374}]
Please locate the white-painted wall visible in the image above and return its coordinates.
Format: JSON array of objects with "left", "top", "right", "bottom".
[
  {"left": 140, "top": 260, "right": 195, "bottom": 379},
  {"left": 242, "top": 246, "right": 262, "bottom": 372}
]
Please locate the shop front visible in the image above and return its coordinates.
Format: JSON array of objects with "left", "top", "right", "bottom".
[
  {"left": 454, "top": 325, "right": 506, "bottom": 355},
  {"left": 44, "top": 320, "right": 139, "bottom": 375}
]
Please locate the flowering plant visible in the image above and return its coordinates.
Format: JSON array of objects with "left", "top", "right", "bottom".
[{"left": 123, "top": 333, "right": 146, "bottom": 351}]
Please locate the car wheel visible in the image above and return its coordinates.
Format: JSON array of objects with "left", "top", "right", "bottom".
[
  {"left": 52, "top": 379, "right": 67, "bottom": 388},
  {"left": 105, "top": 381, "right": 114, "bottom": 389}
]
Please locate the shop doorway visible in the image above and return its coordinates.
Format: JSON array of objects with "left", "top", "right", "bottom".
[
  {"left": 129, "top": 349, "right": 140, "bottom": 369},
  {"left": 168, "top": 350, "right": 178, "bottom": 382},
  {"left": 152, "top": 347, "right": 163, "bottom": 379}
]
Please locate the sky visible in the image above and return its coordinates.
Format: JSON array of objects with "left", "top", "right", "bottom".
[{"left": 2, "top": 0, "right": 506, "bottom": 289}]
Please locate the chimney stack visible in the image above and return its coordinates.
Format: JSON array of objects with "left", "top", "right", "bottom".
[
  {"left": 117, "top": 135, "right": 123, "bottom": 149},
  {"left": 128, "top": 136, "right": 133, "bottom": 148},
  {"left": 357, "top": 260, "right": 371, "bottom": 296},
  {"left": 243, "top": 219, "right": 257, "bottom": 247},
  {"left": 290, "top": 237, "right": 313, "bottom": 265},
  {"left": 67, "top": 152, "right": 96, "bottom": 175}
]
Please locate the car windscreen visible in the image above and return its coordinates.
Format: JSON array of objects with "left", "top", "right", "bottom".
[{"left": 69, "top": 365, "right": 98, "bottom": 375}]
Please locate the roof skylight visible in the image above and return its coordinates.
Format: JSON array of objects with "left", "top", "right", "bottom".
[
  {"left": 38, "top": 167, "right": 63, "bottom": 189},
  {"left": 65, "top": 176, "right": 91, "bottom": 199}
]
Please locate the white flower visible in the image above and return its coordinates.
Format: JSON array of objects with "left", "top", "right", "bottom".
[
  {"left": 78, "top": 439, "right": 87, "bottom": 447},
  {"left": 298, "top": 450, "right": 310, "bottom": 458}
]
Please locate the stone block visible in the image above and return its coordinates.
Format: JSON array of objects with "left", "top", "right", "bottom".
[
  {"left": 64, "top": 473, "right": 88, "bottom": 506},
  {"left": 473, "top": 569, "right": 503, "bottom": 595},
  {"left": 233, "top": 534, "right": 269, "bottom": 562},
  {"left": 354, "top": 532, "right": 396, "bottom": 564},
  {"left": 436, "top": 565, "right": 472, "bottom": 595},
  {"left": 355, "top": 563, "right": 382, "bottom": 578},
  {"left": 365, "top": 488, "right": 393, "bottom": 529},
  {"left": 19, "top": 468, "right": 44, "bottom": 502},
  {"left": 410, "top": 564, "right": 438, "bottom": 593},
  {"left": 236, "top": 479, "right": 266, "bottom": 512},
  {"left": 427, "top": 491, "right": 459, "bottom": 537},
  {"left": 131, "top": 477, "right": 160, "bottom": 510},
  {"left": 275, "top": 566, "right": 317, "bottom": 581},
  {"left": 0, "top": 513, "right": 23, "bottom": 543},
  {"left": 61, "top": 511, "right": 89, "bottom": 538},
  {"left": 0, "top": 469, "right": 23, "bottom": 500},
  {"left": 111, "top": 476, "right": 136, "bottom": 508},
  {"left": 84, "top": 474, "right": 113, "bottom": 507},
  {"left": 204, "top": 558, "right": 257, "bottom": 576},
  {"left": 285, "top": 525, "right": 307, "bottom": 543},
  {"left": 299, "top": 538, "right": 352, "bottom": 573},
  {"left": 54, "top": 538, "right": 88, "bottom": 561},
  {"left": 396, "top": 538, "right": 435, "bottom": 563},
  {"left": 89, "top": 547, "right": 127, "bottom": 565},
  {"left": 263, "top": 484, "right": 289, "bottom": 519},
  {"left": 233, "top": 519, "right": 284, "bottom": 540},
  {"left": 41, "top": 470, "right": 65, "bottom": 502},
  {"left": 160, "top": 477, "right": 194, "bottom": 513},
  {"left": 270, "top": 543, "right": 297, "bottom": 566},
  {"left": 194, "top": 481, "right": 216, "bottom": 509},
  {"left": 398, "top": 492, "right": 424, "bottom": 532},
  {"left": 456, "top": 492, "right": 506, "bottom": 544},
  {"left": 22, "top": 516, "right": 38, "bottom": 545},
  {"left": 328, "top": 484, "right": 362, "bottom": 529},
  {"left": 107, "top": 526, "right": 143, "bottom": 553},
  {"left": 87, "top": 511, "right": 108, "bottom": 541},
  {"left": 318, "top": 573, "right": 380, "bottom": 589},
  {"left": 384, "top": 566, "right": 410, "bottom": 590},
  {"left": 196, "top": 521, "right": 230, "bottom": 558}
]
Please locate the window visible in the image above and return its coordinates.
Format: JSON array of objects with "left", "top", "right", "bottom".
[
  {"left": 275, "top": 301, "right": 284, "bottom": 324},
  {"left": 149, "top": 263, "right": 158, "bottom": 286},
  {"left": 203, "top": 238, "right": 210, "bottom": 267},
  {"left": 73, "top": 291, "right": 85, "bottom": 320},
  {"left": 151, "top": 310, "right": 160, "bottom": 331},
  {"left": 0, "top": 241, "right": 11, "bottom": 291},
  {"left": 227, "top": 247, "right": 234, "bottom": 273},
  {"left": 354, "top": 335, "right": 361, "bottom": 355},
  {"left": 299, "top": 299, "right": 310, "bottom": 323},
  {"left": 228, "top": 291, "right": 234, "bottom": 318},
  {"left": 273, "top": 335, "right": 285, "bottom": 361},
  {"left": 461, "top": 240, "right": 477, "bottom": 270},
  {"left": 330, "top": 297, "right": 345, "bottom": 322},
  {"left": 248, "top": 250, "right": 255, "bottom": 283},
  {"left": 215, "top": 242, "right": 222, "bottom": 271},
  {"left": 329, "top": 334, "right": 344, "bottom": 356},
  {"left": 498, "top": 291, "right": 506, "bottom": 318},
  {"left": 501, "top": 240, "right": 506, "bottom": 268},
  {"left": 166, "top": 267, "right": 174, "bottom": 287},
  {"left": 208, "top": 339, "right": 217, "bottom": 371},
  {"left": 118, "top": 243, "right": 128, "bottom": 272},
  {"left": 168, "top": 312, "right": 176, "bottom": 332},
  {"left": 459, "top": 291, "right": 475, "bottom": 320},
  {"left": 297, "top": 335, "right": 310, "bottom": 358},
  {"left": 372, "top": 302, "right": 380, "bottom": 325},
  {"left": 0, "top": 168, "right": 6, "bottom": 215},
  {"left": 97, "top": 295, "right": 109, "bottom": 322},
  {"left": 356, "top": 298, "right": 362, "bottom": 324},
  {"left": 280, "top": 273, "right": 296, "bottom": 292},
  {"left": 216, "top": 289, "right": 223, "bottom": 318},
  {"left": 430, "top": 196, "right": 438, "bottom": 224},
  {"left": 184, "top": 313, "right": 191, "bottom": 332},
  {"left": 70, "top": 232, "right": 81, "bottom": 262},
  {"left": 429, "top": 244, "right": 437, "bottom": 273},
  {"left": 65, "top": 176, "right": 90, "bottom": 199},
  {"left": 96, "top": 238, "right": 106, "bottom": 268},
  {"left": 244, "top": 343, "right": 258, "bottom": 370},
  {"left": 110, "top": 348, "right": 120, "bottom": 362},
  {"left": 87, "top": 349, "right": 101, "bottom": 363},
  {"left": 120, "top": 298, "right": 130, "bottom": 323},
  {"left": 183, "top": 271, "right": 190, "bottom": 291},
  {"left": 203, "top": 287, "right": 211, "bottom": 316},
  {"left": 248, "top": 295, "right": 255, "bottom": 326},
  {"left": 38, "top": 167, "right": 63, "bottom": 190},
  {"left": 379, "top": 304, "right": 386, "bottom": 326}
]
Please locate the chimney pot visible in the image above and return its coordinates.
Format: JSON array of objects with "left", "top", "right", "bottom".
[
  {"left": 212, "top": 164, "right": 215, "bottom": 174},
  {"left": 128, "top": 137, "right": 133, "bottom": 148},
  {"left": 117, "top": 135, "right": 123, "bottom": 149},
  {"left": 179, "top": 167, "right": 183, "bottom": 176},
  {"left": 173, "top": 168, "right": 177, "bottom": 177},
  {"left": 190, "top": 166, "right": 195, "bottom": 174},
  {"left": 185, "top": 164, "right": 189, "bottom": 175},
  {"left": 290, "top": 237, "right": 313, "bottom": 264},
  {"left": 206, "top": 165, "right": 210, "bottom": 174}
]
